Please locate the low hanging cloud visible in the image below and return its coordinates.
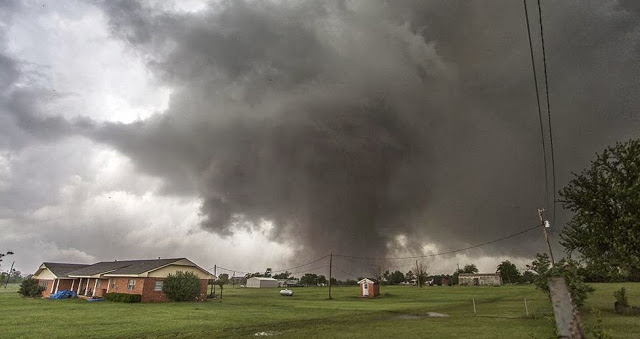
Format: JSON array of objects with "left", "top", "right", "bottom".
[{"left": 3, "top": 0, "right": 640, "bottom": 267}]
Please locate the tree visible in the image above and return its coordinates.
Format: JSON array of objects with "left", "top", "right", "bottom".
[
  {"left": 405, "top": 270, "right": 414, "bottom": 282},
  {"left": 273, "top": 271, "right": 292, "bottom": 279},
  {"left": 317, "top": 275, "right": 327, "bottom": 286},
  {"left": 416, "top": 262, "right": 429, "bottom": 287},
  {"left": 527, "top": 253, "right": 594, "bottom": 307},
  {"left": 388, "top": 270, "right": 405, "bottom": 285},
  {"left": 497, "top": 260, "right": 520, "bottom": 284},
  {"left": 18, "top": 278, "right": 43, "bottom": 298},
  {"left": 519, "top": 270, "right": 536, "bottom": 284},
  {"left": 216, "top": 273, "right": 229, "bottom": 299},
  {"left": 162, "top": 271, "right": 202, "bottom": 301},
  {"left": 559, "top": 138, "right": 640, "bottom": 281},
  {"left": 300, "top": 273, "right": 318, "bottom": 286},
  {"left": 264, "top": 268, "right": 272, "bottom": 278},
  {"left": 462, "top": 264, "right": 478, "bottom": 274}
]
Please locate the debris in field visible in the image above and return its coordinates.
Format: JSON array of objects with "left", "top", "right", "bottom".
[{"left": 254, "top": 331, "right": 278, "bottom": 336}]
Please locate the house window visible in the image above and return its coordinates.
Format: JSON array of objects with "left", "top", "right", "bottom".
[
  {"left": 127, "top": 279, "right": 136, "bottom": 290},
  {"left": 40, "top": 280, "right": 47, "bottom": 289},
  {"left": 154, "top": 281, "right": 163, "bottom": 292},
  {"left": 109, "top": 279, "right": 116, "bottom": 289},
  {"left": 96, "top": 280, "right": 101, "bottom": 288}
]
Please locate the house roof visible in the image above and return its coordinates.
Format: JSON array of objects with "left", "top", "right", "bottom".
[
  {"left": 42, "top": 263, "right": 90, "bottom": 278},
  {"left": 67, "top": 258, "right": 185, "bottom": 277},
  {"left": 357, "top": 278, "right": 379, "bottom": 284},
  {"left": 248, "top": 277, "right": 277, "bottom": 281}
]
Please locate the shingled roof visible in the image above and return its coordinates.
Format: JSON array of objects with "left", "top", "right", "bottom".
[
  {"left": 67, "top": 258, "right": 185, "bottom": 277},
  {"left": 42, "top": 263, "right": 90, "bottom": 278}
]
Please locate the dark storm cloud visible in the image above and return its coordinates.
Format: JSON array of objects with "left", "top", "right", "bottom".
[{"left": 7, "top": 0, "right": 639, "bottom": 260}]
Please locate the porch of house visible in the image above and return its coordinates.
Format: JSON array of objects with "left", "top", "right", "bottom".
[{"left": 47, "top": 277, "right": 110, "bottom": 298}]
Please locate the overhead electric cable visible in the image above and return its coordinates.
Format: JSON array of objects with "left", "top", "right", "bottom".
[
  {"left": 523, "top": 0, "right": 550, "bottom": 211},
  {"left": 334, "top": 224, "right": 540, "bottom": 260},
  {"left": 210, "top": 254, "right": 330, "bottom": 276},
  {"left": 536, "top": 0, "right": 558, "bottom": 227},
  {"left": 332, "top": 265, "right": 361, "bottom": 279}
]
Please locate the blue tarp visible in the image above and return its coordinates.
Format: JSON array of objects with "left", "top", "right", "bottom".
[{"left": 49, "top": 290, "right": 77, "bottom": 299}]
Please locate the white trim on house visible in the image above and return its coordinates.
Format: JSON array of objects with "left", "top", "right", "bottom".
[
  {"left": 93, "top": 279, "right": 99, "bottom": 296},
  {"left": 54, "top": 279, "right": 60, "bottom": 293},
  {"left": 71, "top": 279, "right": 75, "bottom": 291}
]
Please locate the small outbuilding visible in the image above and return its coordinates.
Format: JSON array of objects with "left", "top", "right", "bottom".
[
  {"left": 246, "top": 277, "right": 279, "bottom": 288},
  {"left": 458, "top": 273, "right": 502, "bottom": 286},
  {"left": 357, "top": 278, "right": 380, "bottom": 298}
]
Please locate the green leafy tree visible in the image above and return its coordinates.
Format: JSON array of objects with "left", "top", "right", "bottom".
[
  {"left": 462, "top": 264, "right": 478, "bottom": 274},
  {"left": 317, "top": 275, "right": 327, "bottom": 285},
  {"left": 388, "top": 270, "right": 405, "bottom": 285},
  {"left": 18, "top": 278, "right": 43, "bottom": 298},
  {"left": 300, "top": 273, "right": 318, "bottom": 286},
  {"left": 405, "top": 270, "right": 414, "bottom": 282},
  {"left": 518, "top": 270, "right": 536, "bottom": 284},
  {"left": 559, "top": 138, "right": 640, "bottom": 281},
  {"left": 162, "top": 271, "right": 202, "bottom": 301},
  {"left": 527, "top": 253, "right": 594, "bottom": 307},
  {"left": 497, "top": 260, "right": 520, "bottom": 284},
  {"left": 272, "top": 271, "right": 292, "bottom": 279}
]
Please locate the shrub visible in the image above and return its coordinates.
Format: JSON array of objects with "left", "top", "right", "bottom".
[
  {"left": 163, "top": 271, "right": 201, "bottom": 301},
  {"left": 104, "top": 292, "right": 142, "bottom": 303},
  {"left": 18, "top": 278, "right": 43, "bottom": 298},
  {"left": 527, "top": 253, "right": 594, "bottom": 307},
  {"left": 614, "top": 287, "right": 629, "bottom": 308}
]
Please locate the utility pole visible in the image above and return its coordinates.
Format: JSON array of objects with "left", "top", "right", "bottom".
[
  {"left": 213, "top": 265, "right": 217, "bottom": 296},
  {"left": 416, "top": 260, "right": 419, "bottom": 288},
  {"left": 328, "top": 253, "right": 333, "bottom": 300},
  {"left": 538, "top": 208, "right": 556, "bottom": 266},
  {"left": 232, "top": 271, "right": 236, "bottom": 288},
  {"left": 4, "top": 261, "right": 14, "bottom": 288}
]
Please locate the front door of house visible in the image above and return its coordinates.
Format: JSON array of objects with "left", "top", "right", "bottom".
[{"left": 363, "top": 283, "right": 369, "bottom": 296}]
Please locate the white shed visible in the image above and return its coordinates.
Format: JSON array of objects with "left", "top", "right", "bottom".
[{"left": 246, "top": 277, "right": 279, "bottom": 288}]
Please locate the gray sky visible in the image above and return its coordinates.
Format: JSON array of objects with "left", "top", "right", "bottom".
[{"left": 1, "top": 0, "right": 639, "bottom": 278}]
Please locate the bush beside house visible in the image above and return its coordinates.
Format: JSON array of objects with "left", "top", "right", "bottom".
[
  {"left": 104, "top": 292, "right": 142, "bottom": 303},
  {"left": 162, "top": 271, "right": 202, "bottom": 301},
  {"left": 18, "top": 278, "right": 44, "bottom": 297}
]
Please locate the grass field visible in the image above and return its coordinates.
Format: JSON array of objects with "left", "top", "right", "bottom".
[{"left": 2, "top": 283, "right": 639, "bottom": 338}]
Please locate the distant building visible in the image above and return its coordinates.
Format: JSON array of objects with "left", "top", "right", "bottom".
[
  {"left": 277, "top": 279, "right": 299, "bottom": 287},
  {"left": 458, "top": 273, "right": 502, "bottom": 286},
  {"left": 357, "top": 278, "right": 380, "bottom": 298},
  {"left": 246, "top": 277, "right": 279, "bottom": 288}
]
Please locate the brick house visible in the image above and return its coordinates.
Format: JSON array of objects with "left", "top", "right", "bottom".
[{"left": 33, "top": 258, "right": 214, "bottom": 302}]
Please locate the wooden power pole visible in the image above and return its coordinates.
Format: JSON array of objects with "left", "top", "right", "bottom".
[{"left": 538, "top": 208, "right": 556, "bottom": 266}]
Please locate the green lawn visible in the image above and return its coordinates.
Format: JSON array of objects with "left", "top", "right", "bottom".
[{"left": 2, "top": 283, "right": 639, "bottom": 338}]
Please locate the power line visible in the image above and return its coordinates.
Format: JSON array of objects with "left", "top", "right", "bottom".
[
  {"left": 210, "top": 254, "right": 330, "bottom": 276},
  {"left": 536, "top": 0, "right": 558, "bottom": 227},
  {"left": 523, "top": 0, "right": 550, "bottom": 212},
  {"left": 334, "top": 224, "right": 540, "bottom": 260},
  {"left": 332, "top": 264, "right": 360, "bottom": 279}
]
